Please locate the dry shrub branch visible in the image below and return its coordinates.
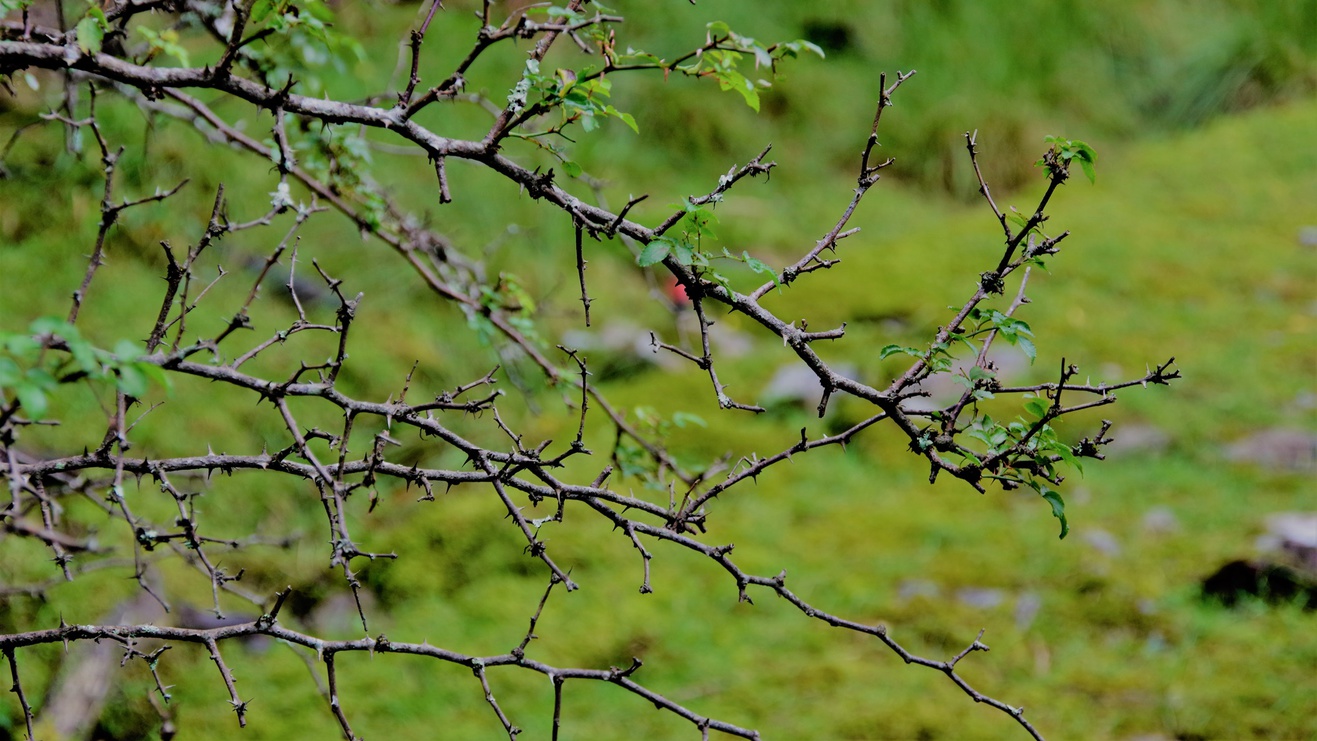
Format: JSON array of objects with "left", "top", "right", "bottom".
[{"left": 0, "top": 1, "right": 1178, "bottom": 738}]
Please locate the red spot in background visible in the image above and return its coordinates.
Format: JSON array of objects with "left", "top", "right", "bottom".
[{"left": 665, "top": 276, "right": 690, "bottom": 307}]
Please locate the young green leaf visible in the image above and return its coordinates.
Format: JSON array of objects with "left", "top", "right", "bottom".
[
  {"left": 2, "top": 334, "right": 40, "bottom": 363},
  {"left": 14, "top": 382, "right": 48, "bottom": 420},
  {"left": 250, "top": 0, "right": 277, "bottom": 24},
  {"left": 1023, "top": 397, "right": 1050, "bottom": 420},
  {"left": 879, "top": 344, "right": 920, "bottom": 360},
  {"left": 607, "top": 107, "right": 639, "bottom": 134},
  {"left": 0, "top": 357, "right": 21, "bottom": 386},
  {"left": 133, "top": 361, "right": 173, "bottom": 394},
  {"left": 723, "top": 70, "right": 760, "bottom": 112},
  {"left": 672, "top": 241, "right": 695, "bottom": 266},
  {"left": 138, "top": 27, "right": 192, "bottom": 67},
  {"left": 742, "top": 251, "right": 782, "bottom": 291},
  {"left": 75, "top": 10, "right": 106, "bottom": 55},
  {"left": 1016, "top": 335, "right": 1037, "bottom": 363},
  {"left": 1078, "top": 157, "right": 1096, "bottom": 184},
  {"left": 115, "top": 364, "right": 149, "bottom": 398},
  {"left": 112, "top": 339, "right": 143, "bottom": 360},
  {"left": 29, "top": 316, "right": 77, "bottom": 338},
  {"left": 638, "top": 239, "right": 673, "bottom": 267},
  {"left": 1040, "top": 487, "right": 1069, "bottom": 539},
  {"left": 671, "top": 412, "right": 707, "bottom": 428},
  {"left": 67, "top": 339, "right": 100, "bottom": 376},
  {"left": 707, "top": 21, "right": 732, "bottom": 38}
]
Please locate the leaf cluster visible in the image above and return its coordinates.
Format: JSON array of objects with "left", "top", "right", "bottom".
[{"left": 0, "top": 317, "right": 170, "bottom": 421}]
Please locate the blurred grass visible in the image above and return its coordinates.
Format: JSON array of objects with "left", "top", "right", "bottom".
[{"left": 2, "top": 0, "right": 1316, "bottom": 739}]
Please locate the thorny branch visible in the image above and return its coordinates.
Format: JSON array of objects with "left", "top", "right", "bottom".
[{"left": 0, "top": 2, "right": 1179, "bottom": 739}]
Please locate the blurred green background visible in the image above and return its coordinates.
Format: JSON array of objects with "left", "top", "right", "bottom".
[{"left": 1, "top": 0, "right": 1315, "bottom": 738}]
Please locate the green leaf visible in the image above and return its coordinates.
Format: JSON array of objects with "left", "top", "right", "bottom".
[
  {"left": 67, "top": 338, "right": 100, "bottom": 376},
  {"left": 561, "top": 159, "right": 583, "bottom": 178},
  {"left": 637, "top": 239, "right": 672, "bottom": 267},
  {"left": 1040, "top": 488, "right": 1069, "bottom": 539},
  {"left": 879, "top": 344, "right": 919, "bottom": 360},
  {"left": 250, "top": 0, "right": 276, "bottom": 25},
  {"left": 0, "top": 357, "right": 21, "bottom": 386},
  {"left": 618, "top": 48, "right": 662, "bottom": 66},
  {"left": 970, "top": 420, "right": 1010, "bottom": 451},
  {"left": 1055, "top": 444, "right": 1083, "bottom": 473},
  {"left": 671, "top": 412, "right": 706, "bottom": 428},
  {"left": 1078, "top": 157, "right": 1096, "bottom": 184},
  {"left": 1023, "top": 397, "right": 1049, "bottom": 420},
  {"left": 594, "top": 105, "right": 641, "bottom": 134},
  {"left": 139, "top": 27, "right": 192, "bottom": 67},
  {"left": 1016, "top": 335, "right": 1037, "bottom": 363},
  {"left": 112, "top": 339, "right": 142, "bottom": 361},
  {"left": 725, "top": 71, "right": 760, "bottom": 112},
  {"left": 133, "top": 361, "right": 172, "bottom": 394},
  {"left": 115, "top": 364, "right": 149, "bottom": 398},
  {"left": 671, "top": 241, "right": 695, "bottom": 266},
  {"left": 1043, "top": 136, "right": 1097, "bottom": 183},
  {"left": 742, "top": 252, "right": 782, "bottom": 291},
  {"left": 707, "top": 20, "right": 731, "bottom": 37},
  {"left": 14, "top": 382, "right": 48, "bottom": 420},
  {"left": 29, "top": 316, "right": 77, "bottom": 338},
  {"left": 783, "top": 39, "right": 825, "bottom": 59},
  {"left": 75, "top": 13, "right": 105, "bottom": 55},
  {"left": 2, "top": 333, "right": 41, "bottom": 362}
]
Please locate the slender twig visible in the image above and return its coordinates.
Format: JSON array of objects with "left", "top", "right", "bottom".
[{"left": 3, "top": 648, "right": 35, "bottom": 741}]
